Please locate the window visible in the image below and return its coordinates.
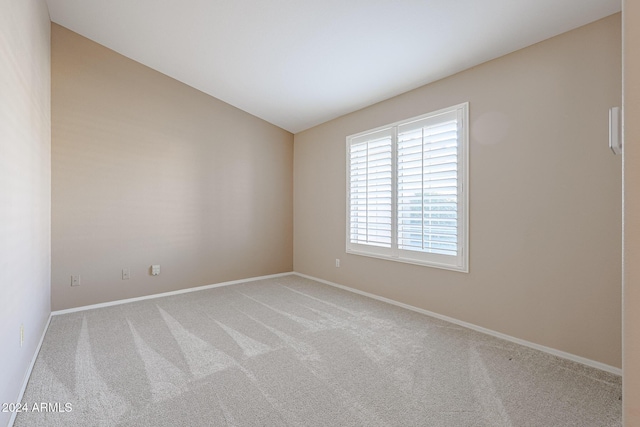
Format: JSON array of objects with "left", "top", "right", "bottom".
[{"left": 346, "top": 103, "right": 469, "bottom": 272}]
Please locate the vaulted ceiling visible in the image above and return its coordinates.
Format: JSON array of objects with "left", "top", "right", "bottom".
[{"left": 45, "top": 0, "right": 621, "bottom": 133}]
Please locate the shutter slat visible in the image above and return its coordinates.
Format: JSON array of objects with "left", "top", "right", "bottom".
[
  {"left": 348, "top": 135, "right": 393, "bottom": 248},
  {"left": 349, "top": 107, "right": 464, "bottom": 263},
  {"left": 396, "top": 117, "right": 459, "bottom": 256}
]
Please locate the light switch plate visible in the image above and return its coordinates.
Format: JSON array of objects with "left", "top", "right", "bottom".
[{"left": 609, "top": 106, "right": 622, "bottom": 155}]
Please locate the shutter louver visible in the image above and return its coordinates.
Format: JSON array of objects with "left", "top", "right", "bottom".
[
  {"left": 349, "top": 133, "right": 393, "bottom": 248},
  {"left": 346, "top": 103, "right": 467, "bottom": 272},
  {"left": 397, "top": 118, "right": 458, "bottom": 256}
]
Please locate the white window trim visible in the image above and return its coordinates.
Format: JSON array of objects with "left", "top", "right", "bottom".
[{"left": 346, "top": 102, "right": 469, "bottom": 273}]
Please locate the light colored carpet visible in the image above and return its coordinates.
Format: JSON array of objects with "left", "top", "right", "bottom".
[{"left": 15, "top": 275, "right": 621, "bottom": 426}]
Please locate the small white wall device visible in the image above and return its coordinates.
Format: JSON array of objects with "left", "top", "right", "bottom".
[
  {"left": 609, "top": 106, "right": 622, "bottom": 155},
  {"left": 151, "top": 265, "right": 160, "bottom": 276}
]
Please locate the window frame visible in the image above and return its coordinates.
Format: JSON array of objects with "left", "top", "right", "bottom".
[{"left": 346, "top": 102, "right": 469, "bottom": 273}]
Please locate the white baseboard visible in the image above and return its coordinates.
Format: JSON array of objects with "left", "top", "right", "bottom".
[
  {"left": 52, "top": 272, "right": 294, "bottom": 316},
  {"left": 294, "top": 272, "right": 622, "bottom": 377},
  {"left": 9, "top": 313, "right": 52, "bottom": 427}
]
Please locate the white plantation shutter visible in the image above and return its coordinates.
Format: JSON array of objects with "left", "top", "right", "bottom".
[
  {"left": 348, "top": 129, "right": 393, "bottom": 255},
  {"left": 397, "top": 110, "right": 460, "bottom": 260},
  {"left": 347, "top": 103, "right": 468, "bottom": 272}
]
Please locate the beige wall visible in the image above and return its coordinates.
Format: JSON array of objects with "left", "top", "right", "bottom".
[
  {"left": 51, "top": 24, "right": 293, "bottom": 311},
  {"left": 623, "top": 1, "right": 640, "bottom": 424},
  {"left": 294, "top": 14, "right": 622, "bottom": 368},
  {"left": 0, "top": 0, "right": 51, "bottom": 425}
]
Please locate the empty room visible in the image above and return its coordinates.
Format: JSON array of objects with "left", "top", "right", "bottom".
[{"left": 2, "top": 0, "right": 640, "bottom": 426}]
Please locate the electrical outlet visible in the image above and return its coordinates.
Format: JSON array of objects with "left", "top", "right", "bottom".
[
  {"left": 336, "top": 258, "right": 341, "bottom": 268},
  {"left": 122, "top": 268, "right": 130, "bottom": 280},
  {"left": 71, "top": 275, "right": 81, "bottom": 287},
  {"left": 151, "top": 265, "right": 160, "bottom": 276},
  {"left": 20, "top": 324, "right": 24, "bottom": 347}
]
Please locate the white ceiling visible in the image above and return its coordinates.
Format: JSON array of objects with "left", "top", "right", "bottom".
[{"left": 45, "top": 0, "right": 621, "bottom": 133}]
